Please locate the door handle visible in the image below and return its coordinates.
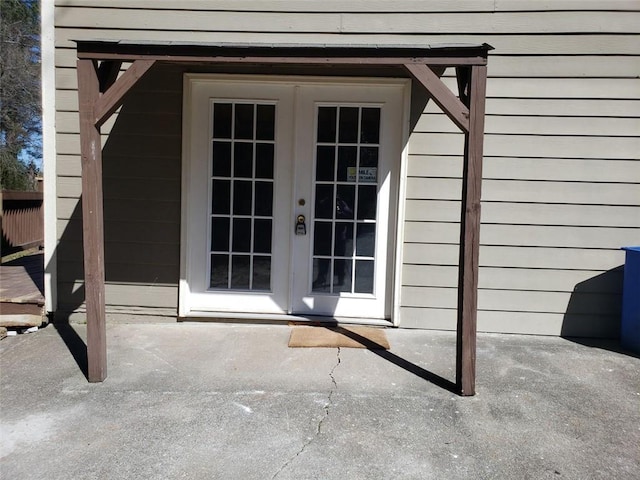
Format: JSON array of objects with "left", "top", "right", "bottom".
[{"left": 295, "top": 214, "right": 307, "bottom": 235}]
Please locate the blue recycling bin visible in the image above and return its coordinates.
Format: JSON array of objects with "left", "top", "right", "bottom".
[{"left": 621, "top": 247, "right": 640, "bottom": 353}]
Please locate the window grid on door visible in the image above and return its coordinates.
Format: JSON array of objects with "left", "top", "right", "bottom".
[
  {"left": 208, "top": 101, "right": 276, "bottom": 291},
  {"left": 312, "top": 105, "right": 381, "bottom": 295}
]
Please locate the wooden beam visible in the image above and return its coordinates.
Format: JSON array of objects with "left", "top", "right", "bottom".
[
  {"left": 456, "top": 64, "right": 488, "bottom": 396},
  {"left": 404, "top": 63, "right": 470, "bottom": 133},
  {"left": 77, "top": 51, "right": 488, "bottom": 67},
  {"left": 77, "top": 59, "right": 107, "bottom": 382},
  {"left": 94, "top": 59, "right": 155, "bottom": 128},
  {"left": 97, "top": 60, "right": 122, "bottom": 93}
]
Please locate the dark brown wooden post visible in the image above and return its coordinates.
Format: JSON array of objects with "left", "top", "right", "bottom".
[
  {"left": 77, "top": 59, "right": 107, "bottom": 382},
  {"left": 456, "top": 65, "right": 488, "bottom": 396}
]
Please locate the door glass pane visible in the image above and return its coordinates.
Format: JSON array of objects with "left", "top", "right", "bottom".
[
  {"left": 336, "top": 185, "right": 355, "bottom": 220},
  {"left": 209, "top": 102, "right": 275, "bottom": 292},
  {"left": 315, "top": 185, "right": 334, "bottom": 219},
  {"left": 233, "top": 180, "right": 252, "bottom": 215},
  {"left": 316, "top": 146, "right": 335, "bottom": 181},
  {"left": 211, "top": 180, "right": 230, "bottom": 214},
  {"left": 311, "top": 105, "right": 381, "bottom": 295},
  {"left": 355, "top": 260, "right": 374, "bottom": 294},
  {"left": 232, "top": 218, "right": 251, "bottom": 252},
  {"left": 312, "top": 258, "right": 330, "bottom": 292},
  {"left": 213, "top": 103, "right": 232, "bottom": 139},
  {"left": 231, "top": 255, "right": 250, "bottom": 289},
  {"left": 253, "top": 256, "right": 271, "bottom": 290},
  {"left": 334, "top": 222, "right": 353, "bottom": 257},
  {"left": 356, "top": 223, "right": 375, "bottom": 257},
  {"left": 357, "top": 185, "right": 377, "bottom": 220},
  {"left": 211, "top": 217, "right": 230, "bottom": 251},
  {"left": 234, "top": 143, "right": 253, "bottom": 178},
  {"left": 337, "top": 146, "right": 357, "bottom": 182},
  {"left": 256, "top": 104, "right": 275, "bottom": 140},
  {"left": 253, "top": 219, "right": 272, "bottom": 253},
  {"left": 359, "top": 146, "right": 378, "bottom": 170},
  {"left": 254, "top": 182, "right": 273, "bottom": 217},
  {"left": 210, "top": 254, "right": 229, "bottom": 288},
  {"left": 256, "top": 143, "right": 274, "bottom": 179},
  {"left": 313, "top": 222, "right": 332, "bottom": 256},
  {"left": 234, "top": 104, "right": 254, "bottom": 140},
  {"left": 212, "top": 142, "right": 231, "bottom": 176},
  {"left": 334, "top": 259, "right": 352, "bottom": 293},
  {"left": 317, "top": 107, "right": 337, "bottom": 143},
  {"left": 360, "top": 108, "right": 380, "bottom": 144},
  {"left": 338, "top": 107, "right": 358, "bottom": 143}
]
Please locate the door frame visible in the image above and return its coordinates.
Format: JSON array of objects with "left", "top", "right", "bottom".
[{"left": 179, "top": 74, "right": 411, "bottom": 325}]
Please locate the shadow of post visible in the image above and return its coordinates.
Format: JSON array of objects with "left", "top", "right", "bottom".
[
  {"left": 52, "top": 315, "right": 89, "bottom": 380},
  {"left": 324, "top": 324, "right": 459, "bottom": 395}
]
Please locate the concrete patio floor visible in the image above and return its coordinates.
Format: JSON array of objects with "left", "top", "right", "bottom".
[{"left": 1, "top": 322, "right": 639, "bottom": 479}]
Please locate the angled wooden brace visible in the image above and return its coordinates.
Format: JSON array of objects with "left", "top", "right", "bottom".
[{"left": 404, "top": 63, "right": 470, "bottom": 133}]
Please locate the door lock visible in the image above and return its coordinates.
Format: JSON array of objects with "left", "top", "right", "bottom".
[{"left": 295, "top": 215, "right": 307, "bottom": 235}]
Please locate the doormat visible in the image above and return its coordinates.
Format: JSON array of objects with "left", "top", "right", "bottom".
[{"left": 288, "top": 326, "right": 390, "bottom": 350}]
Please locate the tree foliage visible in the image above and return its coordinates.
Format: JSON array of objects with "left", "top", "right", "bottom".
[{"left": 0, "top": 0, "right": 41, "bottom": 190}]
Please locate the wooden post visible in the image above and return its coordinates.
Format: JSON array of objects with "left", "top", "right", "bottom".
[
  {"left": 77, "top": 59, "right": 107, "bottom": 382},
  {"left": 456, "top": 65, "right": 487, "bottom": 396}
]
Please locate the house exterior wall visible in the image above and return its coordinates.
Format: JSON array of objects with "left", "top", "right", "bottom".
[{"left": 50, "top": 1, "right": 640, "bottom": 335}]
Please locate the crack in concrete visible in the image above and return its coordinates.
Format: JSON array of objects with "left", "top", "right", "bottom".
[{"left": 271, "top": 347, "right": 341, "bottom": 479}]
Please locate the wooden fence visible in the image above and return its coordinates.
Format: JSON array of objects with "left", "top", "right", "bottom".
[{"left": 1, "top": 190, "right": 44, "bottom": 256}]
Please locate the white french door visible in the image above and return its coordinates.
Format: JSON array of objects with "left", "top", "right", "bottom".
[{"left": 180, "top": 75, "right": 408, "bottom": 321}]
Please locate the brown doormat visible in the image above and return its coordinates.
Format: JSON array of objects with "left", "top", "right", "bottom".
[{"left": 288, "top": 325, "right": 390, "bottom": 350}]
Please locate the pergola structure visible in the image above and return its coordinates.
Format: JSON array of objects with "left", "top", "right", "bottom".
[{"left": 75, "top": 41, "right": 491, "bottom": 395}]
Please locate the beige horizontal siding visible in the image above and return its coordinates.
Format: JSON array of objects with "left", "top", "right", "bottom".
[
  {"left": 403, "top": 265, "right": 623, "bottom": 294},
  {"left": 404, "top": 223, "right": 640, "bottom": 249},
  {"left": 56, "top": 154, "right": 181, "bottom": 178},
  {"left": 55, "top": 0, "right": 640, "bottom": 12},
  {"left": 54, "top": 7, "right": 640, "bottom": 34},
  {"left": 403, "top": 287, "right": 621, "bottom": 315},
  {"left": 417, "top": 114, "right": 640, "bottom": 137},
  {"left": 483, "top": 99, "right": 640, "bottom": 117},
  {"left": 410, "top": 132, "right": 640, "bottom": 159},
  {"left": 406, "top": 178, "right": 640, "bottom": 205},
  {"left": 52, "top": 3, "right": 640, "bottom": 333},
  {"left": 58, "top": 240, "right": 178, "bottom": 266},
  {"left": 409, "top": 156, "right": 640, "bottom": 183},
  {"left": 404, "top": 244, "right": 625, "bottom": 271},
  {"left": 405, "top": 201, "right": 639, "bottom": 228},
  {"left": 400, "top": 308, "right": 619, "bottom": 337},
  {"left": 56, "top": 110, "right": 182, "bottom": 136},
  {"left": 55, "top": 0, "right": 497, "bottom": 11},
  {"left": 57, "top": 282, "right": 178, "bottom": 309},
  {"left": 56, "top": 259, "right": 178, "bottom": 286},
  {"left": 57, "top": 176, "right": 180, "bottom": 201},
  {"left": 57, "top": 219, "right": 179, "bottom": 245},
  {"left": 56, "top": 132, "right": 181, "bottom": 157},
  {"left": 53, "top": 31, "right": 640, "bottom": 57},
  {"left": 57, "top": 197, "right": 181, "bottom": 223}
]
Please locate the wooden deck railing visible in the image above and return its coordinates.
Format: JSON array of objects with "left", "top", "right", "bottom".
[{"left": 1, "top": 190, "right": 44, "bottom": 255}]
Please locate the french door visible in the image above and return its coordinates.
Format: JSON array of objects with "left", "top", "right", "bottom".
[{"left": 181, "top": 75, "right": 407, "bottom": 320}]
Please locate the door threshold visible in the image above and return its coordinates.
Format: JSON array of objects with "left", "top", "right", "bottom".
[{"left": 179, "top": 311, "right": 393, "bottom": 327}]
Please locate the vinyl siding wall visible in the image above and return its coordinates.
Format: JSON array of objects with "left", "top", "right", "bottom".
[{"left": 52, "top": 1, "right": 640, "bottom": 334}]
